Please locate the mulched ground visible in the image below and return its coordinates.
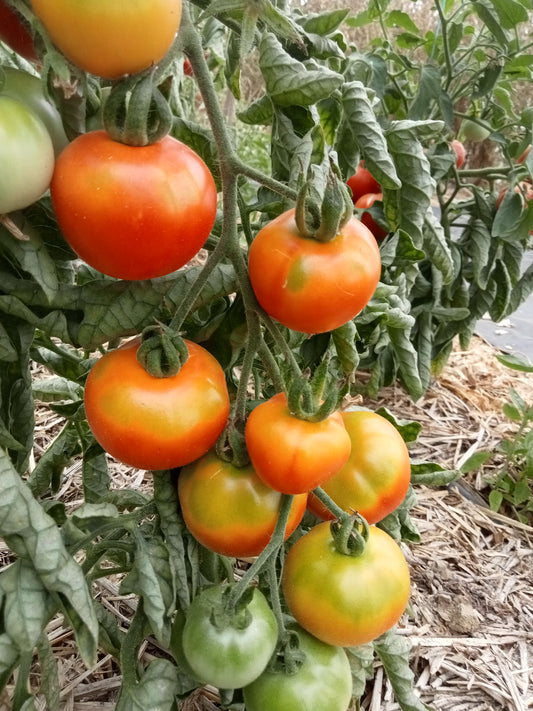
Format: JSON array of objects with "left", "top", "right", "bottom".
[{"left": 1, "top": 335, "right": 532, "bottom": 711}]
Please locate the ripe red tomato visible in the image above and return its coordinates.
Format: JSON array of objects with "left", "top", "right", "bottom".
[
  {"left": 248, "top": 209, "right": 381, "bottom": 334},
  {"left": 245, "top": 393, "right": 351, "bottom": 494},
  {"left": 30, "top": 0, "right": 182, "bottom": 79},
  {"left": 354, "top": 192, "right": 388, "bottom": 241},
  {"left": 450, "top": 139, "right": 466, "bottom": 168},
  {"left": 50, "top": 130, "right": 217, "bottom": 280},
  {"left": 282, "top": 521, "right": 410, "bottom": 646},
  {"left": 307, "top": 409, "right": 411, "bottom": 524},
  {"left": 178, "top": 450, "right": 307, "bottom": 557},
  {"left": 347, "top": 163, "right": 381, "bottom": 203},
  {"left": 0, "top": 1, "right": 38, "bottom": 61},
  {"left": 84, "top": 338, "right": 230, "bottom": 471}
]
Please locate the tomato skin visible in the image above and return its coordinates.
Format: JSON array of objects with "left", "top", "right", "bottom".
[
  {"left": 243, "top": 625, "right": 352, "bottom": 711},
  {"left": 450, "top": 139, "right": 466, "bottom": 168},
  {"left": 245, "top": 393, "right": 351, "bottom": 495},
  {"left": 182, "top": 585, "right": 278, "bottom": 689},
  {"left": 84, "top": 338, "right": 230, "bottom": 471},
  {"left": 282, "top": 521, "right": 410, "bottom": 647},
  {"left": 0, "top": 96, "right": 55, "bottom": 214},
  {"left": 354, "top": 192, "right": 388, "bottom": 241},
  {"left": 307, "top": 409, "right": 411, "bottom": 524},
  {"left": 178, "top": 451, "right": 307, "bottom": 557},
  {"left": 248, "top": 209, "right": 381, "bottom": 334},
  {"left": 347, "top": 163, "right": 381, "bottom": 203},
  {"left": 0, "top": 1, "right": 38, "bottom": 61},
  {"left": 0, "top": 68, "right": 68, "bottom": 157},
  {"left": 50, "top": 131, "right": 217, "bottom": 280},
  {"left": 30, "top": 0, "right": 182, "bottom": 79}
]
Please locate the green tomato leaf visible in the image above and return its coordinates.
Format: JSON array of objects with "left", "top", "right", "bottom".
[
  {"left": 472, "top": 1, "right": 509, "bottom": 46},
  {"left": 36, "top": 633, "right": 61, "bottom": 711},
  {"left": 410, "top": 460, "right": 461, "bottom": 485},
  {"left": 298, "top": 8, "right": 350, "bottom": 35},
  {"left": 496, "top": 352, "right": 533, "bottom": 373},
  {"left": 116, "top": 659, "right": 181, "bottom": 711},
  {"left": 0, "top": 449, "right": 98, "bottom": 666},
  {"left": 423, "top": 209, "right": 455, "bottom": 285},
  {"left": 341, "top": 81, "right": 401, "bottom": 191},
  {"left": 259, "top": 33, "right": 343, "bottom": 107},
  {"left": 0, "top": 560, "right": 53, "bottom": 653},
  {"left": 374, "top": 631, "right": 432, "bottom": 711}
]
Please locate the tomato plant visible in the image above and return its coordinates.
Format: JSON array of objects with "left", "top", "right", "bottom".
[
  {"left": 307, "top": 409, "right": 411, "bottom": 524},
  {"left": 178, "top": 450, "right": 307, "bottom": 557},
  {"left": 248, "top": 208, "right": 381, "bottom": 334},
  {"left": 460, "top": 118, "right": 491, "bottom": 142},
  {"left": 50, "top": 130, "right": 217, "bottom": 280},
  {"left": 0, "top": 95, "right": 54, "bottom": 214},
  {"left": 517, "top": 146, "right": 531, "bottom": 164},
  {"left": 243, "top": 625, "right": 353, "bottom": 711},
  {"left": 0, "top": 1, "right": 38, "bottom": 61},
  {"left": 181, "top": 584, "right": 278, "bottom": 689},
  {"left": 354, "top": 192, "right": 388, "bottom": 241},
  {"left": 84, "top": 337, "right": 229, "bottom": 470},
  {"left": 282, "top": 521, "right": 410, "bottom": 647},
  {"left": 0, "top": 67, "right": 68, "bottom": 156},
  {"left": 244, "top": 393, "right": 351, "bottom": 494},
  {"left": 347, "top": 163, "right": 381, "bottom": 203},
  {"left": 30, "top": 0, "right": 182, "bottom": 79}
]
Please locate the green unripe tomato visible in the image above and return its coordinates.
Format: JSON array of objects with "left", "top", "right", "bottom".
[{"left": 0, "top": 96, "right": 55, "bottom": 214}]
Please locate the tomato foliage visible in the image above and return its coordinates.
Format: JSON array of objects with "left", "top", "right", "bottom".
[{"left": 0, "top": 0, "right": 531, "bottom": 709}]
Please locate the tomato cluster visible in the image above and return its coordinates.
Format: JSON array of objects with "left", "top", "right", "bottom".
[{"left": 2, "top": 8, "right": 415, "bottom": 708}]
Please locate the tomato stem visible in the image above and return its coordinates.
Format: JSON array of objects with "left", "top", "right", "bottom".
[
  {"left": 118, "top": 600, "right": 148, "bottom": 693},
  {"left": 311, "top": 485, "right": 346, "bottom": 520},
  {"left": 227, "top": 493, "right": 294, "bottom": 609},
  {"left": 330, "top": 513, "right": 370, "bottom": 557}
]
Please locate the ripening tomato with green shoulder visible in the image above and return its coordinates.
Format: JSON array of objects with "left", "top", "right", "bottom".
[
  {"left": 84, "top": 337, "right": 230, "bottom": 471},
  {"left": 0, "top": 1, "right": 38, "bottom": 61},
  {"left": 178, "top": 450, "right": 308, "bottom": 557},
  {"left": 347, "top": 162, "right": 380, "bottom": 203},
  {"left": 354, "top": 192, "right": 388, "bottom": 241},
  {"left": 0, "top": 68, "right": 69, "bottom": 156},
  {"left": 50, "top": 130, "right": 217, "bottom": 280},
  {"left": 243, "top": 625, "right": 353, "bottom": 711},
  {"left": 244, "top": 393, "right": 351, "bottom": 495},
  {"left": 248, "top": 209, "right": 381, "bottom": 334},
  {"left": 30, "top": 0, "right": 182, "bottom": 79},
  {"left": 307, "top": 409, "right": 411, "bottom": 524},
  {"left": 282, "top": 521, "right": 411, "bottom": 647},
  {"left": 0, "top": 96, "right": 55, "bottom": 214}
]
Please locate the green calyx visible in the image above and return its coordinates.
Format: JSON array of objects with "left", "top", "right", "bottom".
[
  {"left": 330, "top": 513, "right": 370, "bottom": 557},
  {"left": 215, "top": 417, "right": 251, "bottom": 468},
  {"left": 287, "top": 358, "right": 338, "bottom": 422},
  {"left": 295, "top": 163, "right": 354, "bottom": 243},
  {"left": 103, "top": 68, "right": 173, "bottom": 146},
  {"left": 137, "top": 324, "right": 189, "bottom": 378}
]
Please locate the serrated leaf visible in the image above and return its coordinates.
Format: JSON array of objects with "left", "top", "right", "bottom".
[
  {"left": 495, "top": 352, "right": 533, "bottom": 372},
  {"left": 125, "top": 535, "right": 174, "bottom": 647},
  {"left": 423, "top": 208, "right": 454, "bottom": 284},
  {"left": 374, "top": 631, "right": 432, "bottom": 711},
  {"left": 341, "top": 81, "right": 401, "bottom": 191},
  {"left": 298, "top": 8, "right": 350, "bottom": 35},
  {"left": 0, "top": 560, "right": 52, "bottom": 652},
  {"left": 0, "top": 217, "right": 59, "bottom": 303},
  {"left": 490, "top": 0, "right": 529, "bottom": 28},
  {"left": 410, "top": 460, "right": 460, "bottom": 485},
  {"left": 116, "top": 659, "right": 181, "bottom": 711},
  {"left": 345, "top": 644, "right": 375, "bottom": 699},
  {"left": 377, "top": 486, "right": 420, "bottom": 543},
  {"left": 386, "top": 122, "right": 437, "bottom": 248},
  {"left": 32, "top": 376, "right": 83, "bottom": 403},
  {"left": 332, "top": 321, "right": 359, "bottom": 374},
  {"left": 387, "top": 326, "right": 424, "bottom": 400},
  {"left": 375, "top": 407, "right": 422, "bottom": 442},
  {"left": 26, "top": 423, "right": 81, "bottom": 497},
  {"left": 489, "top": 259, "right": 512, "bottom": 321},
  {"left": 36, "top": 633, "right": 61, "bottom": 710},
  {"left": 0, "top": 449, "right": 98, "bottom": 666},
  {"left": 459, "top": 451, "right": 493, "bottom": 472},
  {"left": 259, "top": 33, "right": 343, "bottom": 107},
  {"left": 238, "top": 95, "right": 274, "bottom": 125},
  {"left": 472, "top": 0, "right": 509, "bottom": 45},
  {"left": 153, "top": 471, "right": 193, "bottom": 611},
  {"left": 409, "top": 64, "right": 443, "bottom": 121}
]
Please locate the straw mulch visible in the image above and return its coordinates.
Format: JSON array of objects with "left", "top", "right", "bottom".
[{"left": 1, "top": 335, "right": 532, "bottom": 711}]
